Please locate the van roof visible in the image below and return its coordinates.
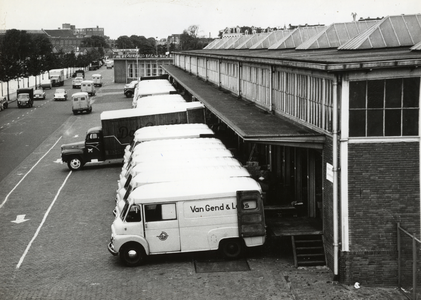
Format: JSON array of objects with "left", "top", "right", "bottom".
[
  {"left": 81, "top": 80, "right": 94, "bottom": 83},
  {"left": 131, "top": 137, "right": 224, "bottom": 154},
  {"left": 133, "top": 123, "right": 213, "bottom": 141},
  {"left": 137, "top": 94, "right": 185, "bottom": 102},
  {"left": 129, "top": 156, "right": 242, "bottom": 175},
  {"left": 129, "top": 165, "right": 250, "bottom": 188},
  {"left": 100, "top": 103, "right": 204, "bottom": 120},
  {"left": 128, "top": 177, "right": 261, "bottom": 204},
  {"left": 135, "top": 97, "right": 186, "bottom": 108},
  {"left": 128, "top": 147, "right": 233, "bottom": 165},
  {"left": 72, "top": 92, "right": 89, "bottom": 97}
]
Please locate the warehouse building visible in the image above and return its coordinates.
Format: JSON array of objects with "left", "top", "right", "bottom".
[{"left": 161, "top": 14, "right": 421, "bottom": 285}]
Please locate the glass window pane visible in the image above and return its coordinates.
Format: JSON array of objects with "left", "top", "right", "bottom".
[
  {"left": 349, "top": 110, "right": 366, "bottom": 137},
  {"left": 349, "top": 81, "right": 366, "bottom": 108},
  {"left": 403, "top": 109, "right": 419, "bottom": 136},
  {"left": 385, "top": 79, "right": 401, "bottom": 108},
  {"left": 403, "top": 78, "right": 420, "bottom": 108},
  {"left": 367, "top": 110, "right": 383, "bottom": 136},
  {"left": 385, "top": 109, "right": 401, "bottom": 136},
  {"left": 367, "top": 80, "right": 384, "bottom": 108}
]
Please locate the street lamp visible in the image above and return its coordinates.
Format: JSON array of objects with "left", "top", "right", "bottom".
[{"left": 136, "top": 47, "right": 139, "bottom": 80}]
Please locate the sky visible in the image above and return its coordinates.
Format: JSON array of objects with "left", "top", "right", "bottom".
[{"left": 0, "top": 0, "right": 420, "bottom": 40}]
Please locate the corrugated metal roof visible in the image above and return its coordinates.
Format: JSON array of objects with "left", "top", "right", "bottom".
[
  {"left": 235, "top": 32, "right": 270, "bottom": 49},
  {"left": 203, "top": 39, "right": 221, "bottom": 49},
  {"left": 268, "top": 26, "right": 326, "bottom": 49},
  {"left": 225, "top": 35, "right": 252, "bottom": 49},
  {"left": 249, "top": 30, "right": 293, "bottom": 49},
  {"left": 296, "top": 21, "right": 378, "bottom": 50},
  {"left": 215, "top": 36, "right": 241, "bottom": 49},
  {"left": 339, "top": 14, "right": 421, "bottom": 50}
]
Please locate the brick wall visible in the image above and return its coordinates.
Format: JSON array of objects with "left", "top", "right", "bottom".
[{"left": 341, "top": 142, "right": 420, "bottom": 284}]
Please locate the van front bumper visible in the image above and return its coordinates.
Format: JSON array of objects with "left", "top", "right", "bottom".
[{"left": 108, "top": 242, "right": 118, "bottom": 256}]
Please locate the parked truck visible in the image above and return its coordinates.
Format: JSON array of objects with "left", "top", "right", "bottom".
[
  {"left": 49, "top": 69, "right": 65, "bottom": 87},
  {"left": 61, "top": 103, "right": 206, "bottom": 170},
  {"left": 17, "top": 88, "right": 34, "bottom": 108}
]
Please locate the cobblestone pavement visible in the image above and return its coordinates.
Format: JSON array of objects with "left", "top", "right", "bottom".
[{"left": 0, "top": 237, "right": 407, "bottom": 300}]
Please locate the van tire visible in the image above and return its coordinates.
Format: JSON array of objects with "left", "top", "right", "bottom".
[
  {"left": 220, "top": 238, "right": 244, "bottom": 259},
  {"left": 119, "top": 242, "right": 146, "bottom": 267},
  {"left": 125, "top": 91, "right": 133, "bottom": 98},
  {"left": 67, "top": 156, "right": 83, "bottom": 171}
]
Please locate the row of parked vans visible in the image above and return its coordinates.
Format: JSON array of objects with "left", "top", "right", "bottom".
[{"left": 107, "top": 77, "right": 266, "bottom": 267}]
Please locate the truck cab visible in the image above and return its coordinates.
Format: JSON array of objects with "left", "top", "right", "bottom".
[
  {"left": 17, "top": 88, "right": 34, "bottom": 108},
  {"left": 61, "top": 126, "right": 105, "bottom": 170}
]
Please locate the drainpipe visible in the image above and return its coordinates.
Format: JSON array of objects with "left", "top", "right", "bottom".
[{"left": 332, "top": 77, "right": 339, "bottom": 281}]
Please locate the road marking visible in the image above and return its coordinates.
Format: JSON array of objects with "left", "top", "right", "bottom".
[
  {"left": 11, "top": 214, "right": 29, "bottom": 224},
  {"left": 16, "top": 170, "right": 72, "bottom": 269},
  {"left": 0, "top": 136, "right": 62, "bottom": 210}
]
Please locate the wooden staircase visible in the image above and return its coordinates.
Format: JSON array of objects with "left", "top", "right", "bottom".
[{"left": 291, "top": 234, "right": 326, "bottom": 267}]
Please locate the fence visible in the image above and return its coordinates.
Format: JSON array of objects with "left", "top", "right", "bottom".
[
  {"left": 0, "top": 67, "right": 80, "bottom": 100},
  {"left": 397, "top": 222, "right": 421, "bottom": 299}
]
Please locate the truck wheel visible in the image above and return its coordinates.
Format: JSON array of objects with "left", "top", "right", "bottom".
[
  {"left": 220, "top": 239, "right": 244, "bottom": 259},
  {"left": 67, "top": 157, "right": 83, "bottom": 170},
  {"left": 4, "top": 102, "right": 8, "bottom": 109},
  {"left": 125, "top": 91, "right": 133, "bottom": 98},
  {"left": 119, "top": 243, "right": 146, "bottom": 267}
]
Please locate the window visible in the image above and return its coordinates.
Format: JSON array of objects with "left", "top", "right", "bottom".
[
  {"left": 349, "top": 78, "right": 419, "bottom": 137},
  {"left": 126, "top": 205, "right": 141, "bottom": 222},
  {"left": 145, "top": 204, "right": 176, "bottom": 222}
]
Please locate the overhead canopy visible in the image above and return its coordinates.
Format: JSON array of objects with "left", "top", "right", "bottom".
[{"left": 162, "top": 65, "right": 325, "bottom": 149}]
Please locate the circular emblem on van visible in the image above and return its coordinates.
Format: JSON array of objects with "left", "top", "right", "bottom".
[{"left": 157, "top": 231, "right": 169, "bottom": 241}]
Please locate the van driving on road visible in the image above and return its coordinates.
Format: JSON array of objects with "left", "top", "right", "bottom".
[
  {"left": 72, "top": 92, "right": 92, "bottom": 115},
  {"left": 81, "top": 80, "right": 96, "bottom": 96},
  {"left": 108, "top": 177, "right": 266, "bottom": 266}
]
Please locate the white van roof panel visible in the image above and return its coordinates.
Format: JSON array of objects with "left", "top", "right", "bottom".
[
  {"left": 130, "top": 165, "right": 250, "bottom": 188},
  {"left": 133, "top": 123, "right": 213, "bottom": 141},
  {"left": 129, "top": 177, "right": 261, "bottom": 204},
  {"left": 100, "top": 102, "right": 204, "bottom": 120}
]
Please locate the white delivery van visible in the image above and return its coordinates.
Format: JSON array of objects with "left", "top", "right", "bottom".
[
  {"left": 132, "top": 80, "right": 177, "bottom": 108},
  {"left": 121, "top": 138, "right": 228, "bottom": 177},
  {"left": 92, "top": 74, "right": 103, "bottom": 87},
  {"left": 123, "top": 123, "right": 214, "bottom": 161},
  {"left": 81, "top": 80, "right": 96, "bottom": 96},
  {"left": 125, "top": 136, "right": 224, "bottom": 164},
  {"left": 115, "top": 164, "right": 250, "bottom": 216},
  {"left": 108, "top": 177, "right": 266, "bottom": 266},
  {"left": 72, "top": 92, "right": 92, "bottom": 114},
  {"left": 119, "top": 148, "right": 236, "bottom": 189},
  {"left": 134, "top": 94, "right": 186, "bottom": 109}
]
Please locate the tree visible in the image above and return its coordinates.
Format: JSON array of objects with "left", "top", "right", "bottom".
[
  {"left": 116, "top": 36, "right": 134, "bottom": 49},
  {"left": 180, "top": 25, "right": 202, "bottom": 50}
]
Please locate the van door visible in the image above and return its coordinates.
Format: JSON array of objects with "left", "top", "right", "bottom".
[
  {"left": 237, "top": 191, "right": 266, "bottom": 237},
  {"left": 143, "top": 203, "right": 181, "bottom": 253}
]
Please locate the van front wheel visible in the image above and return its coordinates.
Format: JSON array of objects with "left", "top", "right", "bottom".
[
  {"left": 220, "top": 239, "right": 243, "bottom": 259},
  {"left": 119, "top": 243, "right": 146, "bottom": 267}
]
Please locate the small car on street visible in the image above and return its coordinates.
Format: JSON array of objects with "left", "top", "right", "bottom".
[
  {"left": 0, "top": 96, "right": 8, "bottom": 111},
  {"left": 34, "top": 88, "right": 46, "bottom": 100},
  {"left": 54, "top": 88, "right": 67, "bottom": 101},
  {"left": 124, "top": 80, "right": 138, "bottom": 98}
]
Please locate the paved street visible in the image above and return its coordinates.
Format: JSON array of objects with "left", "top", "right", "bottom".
[{"left": 0, "top": 67, "right": 407, "bottom": 300}]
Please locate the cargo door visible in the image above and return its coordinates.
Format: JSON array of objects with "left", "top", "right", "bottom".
[
  {"left": 237, "top": 191, "right": 266, "bottom": 237},
  {"left": 144, "top": 203, "right": 181, "bottom": 254}
]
